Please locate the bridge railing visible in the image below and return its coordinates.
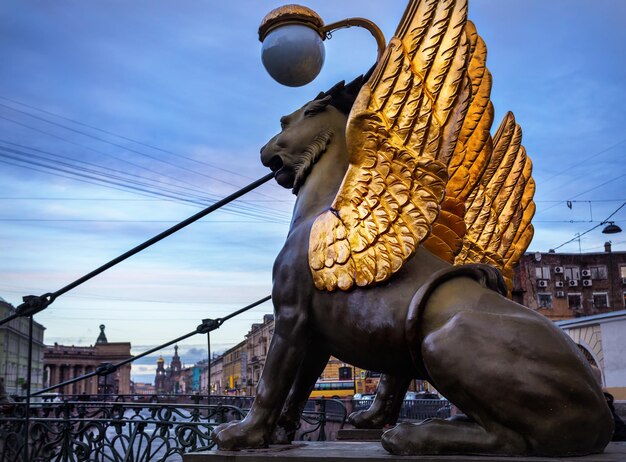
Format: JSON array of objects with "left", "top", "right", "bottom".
[
  {"left": 0, "top": 396, "right": 346, "bottom": 462},
  {"left": 351, "top": 398, "right": 451, "bottom": 421}
]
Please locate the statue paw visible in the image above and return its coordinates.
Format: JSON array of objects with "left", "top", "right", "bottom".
[
  {"left": 381, "top": 422, "right": 424, "bottom": 455},
  {"left": 270, "top": 424, "right": 293, "bottom": 445},
  {"left": 210, "top": 420, "right": 237, "bottom": 440},
  {"left": 269, "top": 412, "right": 299, "bottom": 444},
  {"left": 348, "top": 408, "right": 389, "bottom": 429},
  {"left": 211, "top": 420, "right": 268, "bottom": 450}
]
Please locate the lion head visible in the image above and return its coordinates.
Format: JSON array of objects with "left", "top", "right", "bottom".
[{"left": 260, "top": 73, "right": 370, "bottom": 195}]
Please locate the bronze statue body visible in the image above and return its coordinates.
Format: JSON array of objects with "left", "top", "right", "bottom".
[
  {"left": 211, "top": 91, "right": 613, "bottom": 456},
  {"left": 213, "top": 0, "right": 614, "bottom": 455}
]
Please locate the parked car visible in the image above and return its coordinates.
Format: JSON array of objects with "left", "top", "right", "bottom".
[
  {"left": 405, "top": 391, "right": 439, "bottom": 400},
  {"left": 351, "top": 394, "right": 375, "bottom": 413}
]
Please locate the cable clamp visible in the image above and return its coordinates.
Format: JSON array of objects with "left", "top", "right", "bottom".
[
  {"left": 196, "top": 318, "right": 223, "bottom": 334},
  {"left": 96, "top": 363, "right": 118, "bottom": 376},
  {"left": 16, "top": 293, "right": 55, "bottom": 318}
]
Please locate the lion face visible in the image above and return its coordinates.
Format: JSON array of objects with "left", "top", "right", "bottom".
[{"left": 260, "top": 96, "right": 345, "bottom": 193}]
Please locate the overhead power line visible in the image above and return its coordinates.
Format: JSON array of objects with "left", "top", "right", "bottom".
[
  {"left": 0, "top": 150, "right": 289, "bottom": 223},
  {"left": 0, "top": 142, "right": 291, "bottom": 222},
  {"left": 0, "top": 94, "right": 276, "bottom": 185},
  {"left": 535, "top": 173, "right": 626, "bottom": 217},
  {"left": 0, "top": 139, "right": 292, "bottom": 219},
  {"left": 0, "top": 100, "right": 283, "bottom": 200},
  {"left": 581, "top": 239, "right": 626, "bottom": 252},
  {"left": 537, "top": 137, "right": 626, "bottom": 188},
  {"left": 0, "top": 114, "right": 227, "bottom": 195},
  {"left": 534, "top": 199, "right": 626, "bottom": 204},
  {"left": 552, "top": 201, "right": 626, "bottom": 250},
  {"left": 0, "top": 218, "right": 286, "bottom": 224}
]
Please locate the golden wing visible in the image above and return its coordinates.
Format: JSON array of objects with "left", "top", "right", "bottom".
[
  {"left": 423, "top": 21, "right": 493, "bottom": 262},
  {"left": 422, "top": 20, "right": 535, "bottom": 293},
  {"left": 309, "top": 0, "right": 471, "bottom": 291},
  {"left": 454, "top": 112, "right": 536, "bottom": 292}
]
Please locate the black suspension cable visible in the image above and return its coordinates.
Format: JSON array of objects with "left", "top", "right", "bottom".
[
  {"left": 31, "top": 295, "right": 271, "bottom": 397},
  {"left": 0, "top": 173, "right": 274, "bottom": 326}
]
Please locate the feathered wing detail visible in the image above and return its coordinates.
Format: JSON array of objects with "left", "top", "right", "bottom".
[
  {"left": 423, "top": 20, "right": 493, "bottom": 262},
  {"left": 454, "top": 112, "right": 536, "bottom": 292},
  {"left": 423, "top": 20, "right": 535, "bottom": 294},
  {"left": 309, "top": 0, "right": 471, "bottom": 291}
]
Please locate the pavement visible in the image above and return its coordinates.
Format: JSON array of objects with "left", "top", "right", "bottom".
[{"left": 184, "top": 441, "right": 626, "bottom": 462}]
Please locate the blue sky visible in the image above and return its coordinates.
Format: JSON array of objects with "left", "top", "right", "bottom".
[{"left": 1, "top": 1, "right": 624, "bottom": 384}]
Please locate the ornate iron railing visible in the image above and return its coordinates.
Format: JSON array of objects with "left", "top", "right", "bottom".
[
  {"left": 351, "top": 398, "right": 451, "bottom": 421},
  {"left": 0, "top": 396, "right": 346, "bottom": 462}
]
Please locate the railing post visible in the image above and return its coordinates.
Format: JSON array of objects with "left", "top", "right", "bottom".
[
  {"left": 207, "top": 331, "right": 211, "bottom": 405},
  {"left": 317, "top": 399, "right": 327, "bottom": 442},
  {"left": 23, "top": 315, "right": 34, "bottom": 462}
]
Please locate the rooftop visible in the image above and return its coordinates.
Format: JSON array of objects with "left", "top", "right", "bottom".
[{"left": 555, "top": 309, "right": 626, "bottom": 328}]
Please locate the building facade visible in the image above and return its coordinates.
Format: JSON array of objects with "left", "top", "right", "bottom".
[
  {"left": 513, "top": 243, "right": 626, "bottom": 320},
  {"left": 197, "top": 359, "right": 210, "bottom": 394},
  {"left": 0, "top": 297, "right": 46, "bottom": 396},
  {"left": 557, "top": 310, "right": 626, "bottom": 399},
  {"left": 133, "top": 382, "right": 155, "bottom": 395},
  {"left": 245, "top": 314, "right": 274, "bottom": 395},
  {"left": 209, "top": 355, "right": 224, "bottom": 395},
  {"left": 43, "top": 325, "right": 132, "bottom": 396},
  {"left": 222, "top": 340, "right": 247, "bottom": 395}
]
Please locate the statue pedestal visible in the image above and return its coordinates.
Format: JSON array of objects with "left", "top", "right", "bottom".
[
  {"left": 184, "top": 442, "right": 626, "bottom": 462},
  {"left": 336, "top": 428, "right": 382, "bottom": 441}
]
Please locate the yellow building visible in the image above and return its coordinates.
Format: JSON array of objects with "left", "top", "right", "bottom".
[
  {"left": 312, "top": 357, "right": 369, "bottom": 398},
  {"left": 221, "top": 340, "right": 247, "bottom": 395}
]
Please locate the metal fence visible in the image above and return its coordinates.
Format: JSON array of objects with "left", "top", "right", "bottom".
[
  {"left": 0, "top": 396, "right": 344, "bottom": 462},
  {"left": 351, "top": 398, "right": 451, "bottom": 421},
  {"left": 399, "top": 399, "right": 451, "bottom": 420}
]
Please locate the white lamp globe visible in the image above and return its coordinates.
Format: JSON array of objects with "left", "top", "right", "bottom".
[{"left": 261, "top": 24, "right": 325, "bottom": 87}]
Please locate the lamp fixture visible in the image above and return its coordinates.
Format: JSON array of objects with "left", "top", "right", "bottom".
[
  {"left": 258, "top": 4, "right": 386, "bottom": 87},
  {"left": 601, "top": 221, "right": 622, "bottom": 234}
]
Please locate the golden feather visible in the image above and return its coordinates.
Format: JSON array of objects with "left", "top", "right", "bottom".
[
  {"left": 310, "top": 0, "right": 471, "bottom": 291},
  {"left": 455, "top": 112, "right": 536, "bottom": 293}
]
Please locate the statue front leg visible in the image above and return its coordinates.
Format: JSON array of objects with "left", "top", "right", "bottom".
[
  {"left": 212, "top": 307, "right": 311, "bottom": 450},
  {"left": 272, "top": 348, "right": 331, "bottom": 444},
  {"left": 348, "top": 374, "right": 411, "bottom": 429}
]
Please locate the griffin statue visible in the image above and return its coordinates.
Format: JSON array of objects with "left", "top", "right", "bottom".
[{"left": 212, "top": 0, "right": 614, "bottom": 456}]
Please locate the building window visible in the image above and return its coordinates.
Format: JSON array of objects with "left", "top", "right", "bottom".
[
  {"left": 564, "top": 266, "right": 580, "bottom": 281},
  {"left": 568, "top": 293, "right": 582, "bottom": 310},
  {"left": 620, "top": 265, "right": 626, "bottom": 279},
  {"left": 589, "top": 265, "right": 607, "bottom": 280},
  {"left": 535, "top": 266, "right": 551, "bottom": 280},
  {"left": 537, "top": 293, "right": 552, "bottom": 308},
  {"left": 592, "top": 292, "right": 609, "bottom": 309},
  {"left": 338, "top": 366, "right": 352, "bottom": 380}
]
